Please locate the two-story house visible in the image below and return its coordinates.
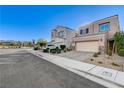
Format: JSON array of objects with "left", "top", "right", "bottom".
[
  {"left": 49, "top": 25, "right": 75, "bottom": 49},
  {"left": 73, "top": 15, "right": 120, "bottom": 53}
]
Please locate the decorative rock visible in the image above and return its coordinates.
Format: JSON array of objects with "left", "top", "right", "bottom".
[{"left": 105, "top": 54, "right": 109, "bottom": 58}]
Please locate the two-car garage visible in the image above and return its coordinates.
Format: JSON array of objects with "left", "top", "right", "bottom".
[
  {"left": 74, "top": 34, "right": 106, "bottom": 53},
  {"left": 76, "top": 41, "right": 99, "bottom": 52}
]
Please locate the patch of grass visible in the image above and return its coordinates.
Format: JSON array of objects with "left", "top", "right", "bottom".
[
  {"left": 90, "top": 58, "right": 94, "bottom": 61},
  {"left": 112, "top": 62, "right": 120, "bottom": 67},
  {"left": 98, "top": 61, "right": 103, "bottom": 64}
]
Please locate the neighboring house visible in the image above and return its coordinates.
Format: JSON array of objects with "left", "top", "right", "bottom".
[
  {"left": 73, "top": 15, "right": 120, "bottom": 53},
  {"left": 49, "top": 25, "right": 75, "bottom": 49}
]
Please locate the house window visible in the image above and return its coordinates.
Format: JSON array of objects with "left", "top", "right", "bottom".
[
  {"left": 58, "top": 31, "right": 64, "bottom": 38},
  {"left": 86, "top": 28, "right": 89, "bottom": 33},
  {"left": 80, "top": 28, "right": 89, "bottom": 35},
  {"left": 52, "top": 32, "right": 54, "bottom": 37},
  {"left": 80, "top": 30, "right": 83, "bottom": 35},
  {"left": 99, "top": 23, "right": 110, "bottom": 31}
]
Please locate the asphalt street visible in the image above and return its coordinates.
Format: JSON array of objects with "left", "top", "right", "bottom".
[{"left": 0, "top": 50, "right": 105, "bottom": 88}]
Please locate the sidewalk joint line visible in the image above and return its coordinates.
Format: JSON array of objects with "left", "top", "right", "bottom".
[
  {"left": 87, "top": 65, "right": 97, "bottom": 71},
  {"left": 114, "top": 71, "right": 118, "bottom": 81}
]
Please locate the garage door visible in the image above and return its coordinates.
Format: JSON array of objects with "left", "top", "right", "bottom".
[{"left": 76, "top": 41, "right": 99, "bottom": 52}]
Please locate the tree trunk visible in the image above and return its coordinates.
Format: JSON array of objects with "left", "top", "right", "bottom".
[{"left": 112, "top": 42, "right": 115, "bottom": 56}]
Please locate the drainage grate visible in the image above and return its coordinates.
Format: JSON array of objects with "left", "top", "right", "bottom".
[{"left": 101, "top": 71, "right": 112, "bottom": 77}]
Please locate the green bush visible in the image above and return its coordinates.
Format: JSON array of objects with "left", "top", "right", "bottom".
[
  {"left": 118, "top": 49, "right": 124, "bottom": 56},
  {"left": 112, "top": 62, "right": 120, "bottom": 67},
  {"left": 98, "top": 61, "right": 103, "bottom": 64},
  {"left": 50, "top": 49, "right": 56, "bottom": 54},
  {"left": 97, "top": 52, "right": 101, "bottom": 55},
  {"left": 43, "top": 48, "right": 49, "bottom": 53},
  {"left": 90, "top": 58, "right": 94, "bottom": 61},
  {"left": 56, "top": 49, "right": 61, "bottom": 54},
  {"left": 60, "top": 45, "right": 66, "bottom": 50},
  {"left": 114, "top": 32, "right": 124, "bottom": 54},
  {"left": 93, "top": 53, "right": 98, "bottom": 57},
  {"left": 56, "top": 47, "right": 61, "bottom": 54},
  {"left": 108, "top": 49, "right": 112, "bottom": 56}
]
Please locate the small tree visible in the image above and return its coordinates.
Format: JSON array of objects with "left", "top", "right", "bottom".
[
  {"left": 37, "top": 39, "right": 48, "bottom": 49},
  {"left": 114, "top": 32, "right": 124, "bottom": 57},
  {"left": 114, "top": 32, "right": 124, "bottom": 52}
]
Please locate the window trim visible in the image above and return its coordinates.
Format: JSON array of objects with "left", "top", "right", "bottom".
[{"left": 99, "top": 22, "right": 110, "bottom": 32}]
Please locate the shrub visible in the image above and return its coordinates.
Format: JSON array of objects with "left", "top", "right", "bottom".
[
  {"left": 60, "top": 45, "right": 66, "bottom": 50},
  {"left": 108, "top": 49, "right": 112, "bottom": 56},
  {"left": 93, "top": 53, "right": 98, "bottom": 57},
  {"left": 64, "top": 49, "right": 66, "bottom": 52},
  {"left": 43, "top": 48, "right": 49, "bottom": 53},
  {"left": 56, "top": 49, "right": 61, "bottom": 54},
  {"left": 50, "top": 49, "right": 56, "bottom": 54},
  {"left": 114, "top": 32, "right": 124, "bottom": 53},
  {"left": 97, "top": 52, "right": 101, "bottom": 55},
  {"left": 55, "top": 47, "right": 61, "bottom": 54},
  {"left": 46, "top": 48, "right": 49, "bottom": 50},
  {"left": 90, "top": 59, "right": 94, "bottom": 61},
  {"left": 112, "top": 62, "right": 120, "bottom": 67},
  {"left": 118, "top": 49, "right": 124, "bottom": 57},
  {"left": 98, "top": 61, "right": 103, "bottom": 64}
]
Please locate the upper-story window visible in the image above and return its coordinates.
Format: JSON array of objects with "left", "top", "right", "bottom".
[
  {"left": 52, "top": 32, "right": 54, "bottom": 38},
  {"left": 86, "top": 28, "right": 89, "bottom": 33},
  {"left": 80, "top": 30, "right": 83, "bottom": 35},
  {"left": 80, "top": 28, "right": 89, "bottom": 35},
  {"left": 58, "top": 31, "right": 64, "bottom": 38},
  {"left": 99, "top": 22, "right": 110, "bottom": 31}
]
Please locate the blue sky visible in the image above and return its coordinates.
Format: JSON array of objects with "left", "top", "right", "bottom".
[{"left": 0, "top": 5, "right": 124, "bottom": 41}]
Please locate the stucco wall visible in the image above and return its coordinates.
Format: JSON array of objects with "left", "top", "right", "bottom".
[
  {"left": 73, "top": 33, "right": 107, "bottom": 52},
  {"left": 93, "top": 15, "right": 119, "bottom": 39},
  {"left": 51, "top": 26, "right": 75, "bottom": 49},
  {"left": 77, "top": 15, "right": 120, "bottom": 39}
]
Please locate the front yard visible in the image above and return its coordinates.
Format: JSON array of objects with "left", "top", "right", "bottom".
[
  {"left": 86, "top": 54, "right": 124, "bottom": 71},
  {"left": 55, "top": 51, "right": 124, "bottom": 72}
]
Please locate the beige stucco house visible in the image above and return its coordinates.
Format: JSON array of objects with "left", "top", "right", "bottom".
[
  {"left": 49, "top": 15, "right": 120, "bottom": 53},
  {"left": 73, "top": 15, "right": 120, "bottom": 53},
  {"left": 48, "top": 25, "right": 75, "bottom": 49}
]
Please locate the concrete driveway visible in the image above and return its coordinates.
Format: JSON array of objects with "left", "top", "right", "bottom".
[{"left": 56, "top": 51, "right": 93, "bottom": 62}]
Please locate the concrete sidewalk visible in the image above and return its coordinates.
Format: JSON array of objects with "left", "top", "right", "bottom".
[{"left": 29, "top": 50, "right": 124, "bottom": 88}]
